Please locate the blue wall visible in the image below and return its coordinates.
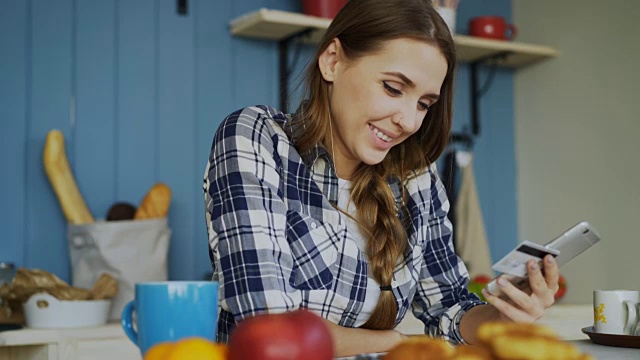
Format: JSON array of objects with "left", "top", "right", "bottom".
[{"left": 0, "top": 0, "right": 516, "bottom": 282}]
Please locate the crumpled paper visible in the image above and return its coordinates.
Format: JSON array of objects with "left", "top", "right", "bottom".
[{"left": 0, "top": 267, "right": 118, "bottom": 324}]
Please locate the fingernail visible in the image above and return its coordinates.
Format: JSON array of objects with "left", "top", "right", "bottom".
[
  {"left": 546, "top": 256, "right": 555, "bottom": 264},
  {"left": 530, "top": 261, "right": 538, "bottom": 270},
  {"left": 498, "top": 277, "right": 508, "bottom": 287}
]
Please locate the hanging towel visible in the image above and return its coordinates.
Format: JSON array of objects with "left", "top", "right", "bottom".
[{"left": 454, "top": 154, "right": 494, "bottom": 278}]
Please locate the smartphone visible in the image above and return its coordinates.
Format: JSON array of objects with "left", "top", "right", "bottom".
[{"left": 485, "top": 221, "right": 601, "bottom": 297}]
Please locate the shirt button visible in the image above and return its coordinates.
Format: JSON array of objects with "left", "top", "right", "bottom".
[{"left": 311, "top": 222, "right": 317, "bottom": 229}]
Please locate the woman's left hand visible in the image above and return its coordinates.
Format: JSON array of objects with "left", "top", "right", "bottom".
[{"left": 482, "top": 255, "right": 559, "bottom": 322}]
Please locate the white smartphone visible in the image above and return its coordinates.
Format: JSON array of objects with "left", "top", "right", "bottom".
[{"left": 485, "top": 221, "right": 602, "bottom": 297}]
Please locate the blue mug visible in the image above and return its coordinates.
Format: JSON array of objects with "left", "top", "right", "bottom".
[{"left": 121, "top": 281, "right": 219, "bottom": 355}]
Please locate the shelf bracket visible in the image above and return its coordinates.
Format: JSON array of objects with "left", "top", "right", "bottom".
[
  {"left": 468, "top": 51, "right": 513, "bottom": 137},
  {"left": 450, "top": 132, "right": 474, "bottom": 149},
  {"left": 279, "top": 29, "right": 314, "bottom": 113}
]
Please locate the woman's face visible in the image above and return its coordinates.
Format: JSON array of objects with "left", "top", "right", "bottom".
[{"left": 320, "top": 38, "right": 447, "bottom": 179}]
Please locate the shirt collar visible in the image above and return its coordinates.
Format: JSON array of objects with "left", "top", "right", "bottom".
[{"left": 286, "top": 102, "right": 334, "bottom": 170}]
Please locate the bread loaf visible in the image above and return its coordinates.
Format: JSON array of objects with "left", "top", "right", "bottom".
[
  {"left": 106, "top": 202, "right": 136, "bottom": 221},
  {"left": 43, "top": 130, "right": 94, "bottom": 224},
  {"left": 134, "top": 183, "right": 172, "bottom": 219}
]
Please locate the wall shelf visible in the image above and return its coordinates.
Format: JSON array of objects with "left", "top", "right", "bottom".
[
  {"left": 229, "top": 8, "right": 559, "bottom": 143},
  {"left": 230, "top": 9, "right": 559, "bottom": 68}
]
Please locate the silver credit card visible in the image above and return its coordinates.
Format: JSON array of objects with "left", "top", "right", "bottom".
[{"left": 492, "top": 240, "right": 560, "bottom": 277}]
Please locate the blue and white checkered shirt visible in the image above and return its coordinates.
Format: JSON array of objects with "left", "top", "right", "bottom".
[{"left": 203, "top": 105, "right": 484, "bottom": 344}]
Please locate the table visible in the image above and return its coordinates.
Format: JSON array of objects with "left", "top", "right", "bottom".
[
  {"left": 0, "top": 322, "right": 141, "bottom": 360},
  {"left": 2, "top": 305, "right": 638, "bottom": 359},
  {"left": 572, "top": 340, "right": 640, "bottom": 359},
  {"left": 362, "top": 304, "right": 640, "bottom": 359},
  {"left": 341, "top": 341, "right": 640, "bottom": 359}
]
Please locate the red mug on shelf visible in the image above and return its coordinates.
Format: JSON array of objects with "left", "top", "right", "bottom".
[
  {"left": 468, "top": 16, "right": 518, "bottom": 40},
  {"left": 302, "top": 0, "right": 348, "bottom": 19}
]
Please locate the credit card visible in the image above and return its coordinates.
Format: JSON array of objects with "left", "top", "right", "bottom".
[{"left": 492, "top": 241, "right": 561, "bottom": 277}]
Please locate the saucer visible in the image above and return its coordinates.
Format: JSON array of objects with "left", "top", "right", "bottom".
[{"left": 581, "top": 326, "right": 640, "bottom": 348}]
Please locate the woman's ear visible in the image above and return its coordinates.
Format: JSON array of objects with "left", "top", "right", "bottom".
[{"left": 318, "top": 38, "right": 342, "bottom": 82}]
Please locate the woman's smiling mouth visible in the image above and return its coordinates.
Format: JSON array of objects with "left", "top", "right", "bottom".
[{"left": 369, "top": 124, "right": 396, "bottom": 143}]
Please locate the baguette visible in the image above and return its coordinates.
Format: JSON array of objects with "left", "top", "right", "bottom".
[
  {"left": 134, "top": 183, "right": 172, "bottom": 220},
  {"left": 43, "top": 130, "right": 94, "bottom": 224}
]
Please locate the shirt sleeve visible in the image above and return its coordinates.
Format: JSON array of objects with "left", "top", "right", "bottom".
[
  {"left": 203, "top": 107, "right": 301, "bottom": 321},
  {"left": 410, "top": 164, "right": 486, "bottom": 344}
]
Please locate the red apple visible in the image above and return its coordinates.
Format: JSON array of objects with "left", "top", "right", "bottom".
[
  {"left": 468, "top": 274, "right": 492, "bottom": 301},
  {"left": 228, "top": 309, "right": 334, "bottom": 360},
  {"left": 554, "top": 274, "right": 567, "bottom": 301},
  {"left": 472, "top": 275, "right": 491, "bottom": 284}
]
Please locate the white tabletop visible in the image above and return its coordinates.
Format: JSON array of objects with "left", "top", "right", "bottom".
[{"left": 572, "top": 340, "right": 640, "bottom": 359}]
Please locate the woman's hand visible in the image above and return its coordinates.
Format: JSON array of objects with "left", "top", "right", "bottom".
[{"left": 482, "top": 255, "right": 559, "bottom": 323}]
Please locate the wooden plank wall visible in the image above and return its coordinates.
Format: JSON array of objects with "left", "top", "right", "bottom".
[{"left": 0, "top": 0, "right": 516, "bottom": 282}]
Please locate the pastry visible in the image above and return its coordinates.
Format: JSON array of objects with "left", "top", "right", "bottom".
[
  {"left": 476, "top": 322, "right": 593, "bottom": 360},
  {"left": 384, "top": 322, "right": 593, "bottom": 360},
  {"left": 384, "top": 336, "right": 455, "bottom": 359}
]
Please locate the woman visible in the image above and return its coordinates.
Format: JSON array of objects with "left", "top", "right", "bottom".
[{"left": 203, "top": 0, "right": 559, "bottom": 356}]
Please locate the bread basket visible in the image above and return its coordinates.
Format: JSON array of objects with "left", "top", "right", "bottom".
[{"left": 23, "top": 292, "right": 111, "bottom": 328}]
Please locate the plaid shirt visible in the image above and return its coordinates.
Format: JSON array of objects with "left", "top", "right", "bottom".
[{"left": 203, "top": 105, "right": 484, "bottom": 344}]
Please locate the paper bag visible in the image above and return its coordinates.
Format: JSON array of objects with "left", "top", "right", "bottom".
[{"left": 68, "top": 218, "right": 171, "bottom": 320}]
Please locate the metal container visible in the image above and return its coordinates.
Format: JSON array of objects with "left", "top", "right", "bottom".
[
  {"left": 0, "top": 262, "right": 16, "bottom": 285},
  {"left": 0, "top": 262, "right": 15, "bottom": 307}
]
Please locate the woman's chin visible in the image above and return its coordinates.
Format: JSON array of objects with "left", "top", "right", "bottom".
[{"left": 360, "top": 151, "right": 389, "bottom": 166}]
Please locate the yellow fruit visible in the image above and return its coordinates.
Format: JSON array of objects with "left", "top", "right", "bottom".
[
  {"left": 165, "top": 337, "right": 227, "bottom": 360},
  {"left": 144, "top": 342, "right": 174, "bottom": 360}
]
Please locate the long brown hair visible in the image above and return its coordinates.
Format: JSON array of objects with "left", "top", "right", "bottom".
[{"left": 293, "top": 0, "right": 456, "bottom": 330}]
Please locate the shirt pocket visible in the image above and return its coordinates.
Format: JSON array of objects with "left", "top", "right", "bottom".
[{"left": 286, "top": 210, "right": 341, "bottom": 290}]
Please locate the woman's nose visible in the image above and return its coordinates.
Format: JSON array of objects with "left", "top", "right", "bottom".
[{"left": 392, "top": 111, "right": 419, "bottom": 133}]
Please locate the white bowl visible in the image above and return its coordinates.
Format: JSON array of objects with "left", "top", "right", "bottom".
[{"left": 23, "top": 292, "right": 111, "bottom": 328}]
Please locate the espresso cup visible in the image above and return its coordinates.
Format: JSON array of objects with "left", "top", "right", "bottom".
[
  {"left": 469, "top": 16, "right": 517, "bottom": 40},
  {"left": 593, "top": 290, "right": 639, "bottom": 335},
  {"left": 121, "top": 281, "right": 219, "bottom": 355}
]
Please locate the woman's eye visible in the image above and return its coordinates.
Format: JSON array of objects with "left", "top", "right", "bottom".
[
  {"left": 418, "top": 102, "right": 430, "bottom": 111},
  {"left": 383, "top": 82, "right": 402, "bottom": 95}
]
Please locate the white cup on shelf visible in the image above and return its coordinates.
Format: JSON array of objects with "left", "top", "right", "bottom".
[{"left": 435, "top": 7, "right": 456, "bottom": 34}]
